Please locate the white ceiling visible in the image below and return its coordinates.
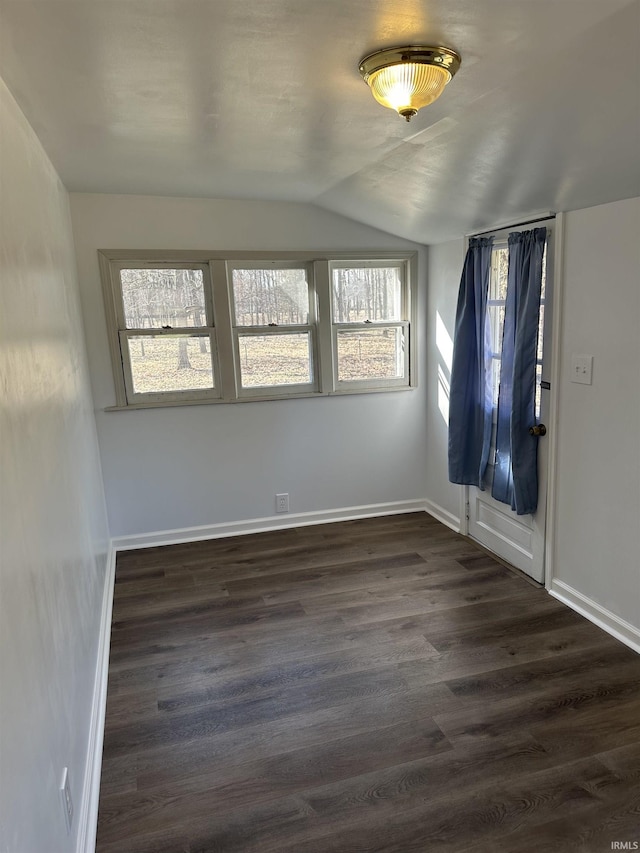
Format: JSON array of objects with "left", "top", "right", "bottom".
[{"left": 1, "top": 0, "right": 639, "bottom": 243}]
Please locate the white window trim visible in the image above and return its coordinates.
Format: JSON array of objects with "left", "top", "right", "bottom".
[{"left": 98, "top": 250, "right": 418, "bottom": 409}]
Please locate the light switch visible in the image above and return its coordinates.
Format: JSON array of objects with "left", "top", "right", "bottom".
[{"left": 570, "top": 353, "right": 593, "bottom": 385}]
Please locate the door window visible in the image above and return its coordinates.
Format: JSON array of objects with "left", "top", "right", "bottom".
[{"left": 487, "top": 243, "right": 547, "bottom": 424}]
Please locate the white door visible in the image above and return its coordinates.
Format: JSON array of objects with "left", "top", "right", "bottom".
[{"left": 467, "top": 223, "right": 555, "bottom": 583}]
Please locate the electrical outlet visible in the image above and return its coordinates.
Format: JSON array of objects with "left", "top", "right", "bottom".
[
  {"left": 276, "top": 493, "right": 289, "bottom": 513},
  {"left": 60, "top": 767, "right": 73, "bottom": 833}
]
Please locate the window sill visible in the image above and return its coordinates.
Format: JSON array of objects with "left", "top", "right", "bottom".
[{"left": 103, "top": 385, "right": 416, "bottom": 411}]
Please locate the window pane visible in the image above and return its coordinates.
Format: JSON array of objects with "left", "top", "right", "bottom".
[
  {"left": 120, "top": 269, "right": 206, "bottom": 329},
  {"left": 491, "top": 356, "right": 501, "bottom": 409},
  {"left": 489, "top": 248, "right": 509, "bottom": 301},
  {"left": 535, "top": 363, "right": 543, "bottom": 419},
  {"left": 332, "top": 266, "right": 402, "bottom": 322},
  {"left": 126, "top": 335, "right": 215, "bottom": 394},
  {"left": 487, "top": 304, "right": 505, "bottom": 358},
  {"left": 232, "top": 268, "right": 309, "bottom": 326},
  {"left": 336, "top": 327, "right": 405, "bottom": 382},
  {"left": 488, "top": 248, "right": 508, "bottom": 412},
  {"left": 536, "top": 304, "right": 545, "bottom": 362},
  {"left": 238, "top": 333, "right": 312, "bottom": 388}
]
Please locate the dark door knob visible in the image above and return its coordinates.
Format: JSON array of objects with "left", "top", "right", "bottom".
[{"left": 529, "top": 423, "right": 547, "bottom": 436}]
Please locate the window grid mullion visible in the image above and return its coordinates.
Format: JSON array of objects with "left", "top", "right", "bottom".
[
  {"left": 118, "top": 326, "right": 214, "bottom": 336},
  {"left": 332, "top": 321, "right": 408, "bottom": 331},
  {"left": 210, "top": 259, "right": 238, "bottom": 401},
  {"left": 314, "top": 260, "right": 334, "bottom": 394},
  {"left": 236, "top": 324, "right": 314, "bottom": 336}
]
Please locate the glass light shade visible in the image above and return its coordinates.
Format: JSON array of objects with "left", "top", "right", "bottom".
[
  {"left": 368, "top": 63, "right": 451, "bottom": 119},
  {"left": 359, "top": 46, "right": 461, "bottom": 121}
]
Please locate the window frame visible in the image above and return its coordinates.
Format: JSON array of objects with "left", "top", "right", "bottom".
[{"left": 99, "top": 250, "right": 418, "bottom": 409}]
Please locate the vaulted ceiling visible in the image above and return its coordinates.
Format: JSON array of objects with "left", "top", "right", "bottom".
[{"left": 1, "top": 0, "right": 639, "bottom": 243}]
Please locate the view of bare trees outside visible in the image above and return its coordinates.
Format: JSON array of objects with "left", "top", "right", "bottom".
[
  {"left": 117, "top": 263, "right": 408, "bottom": 395},
  {"left": 331, "top": 266, "right": 401, "bottom": 322},
  {"left": 121, "top": 268, "right": 207, "bottom": 329},
  {"left": 232, "top": 268, "right": 309, "bottom": 326},
  {"left": 336, "top": 328, "right": 405, "bottom": 382},
  {"left": 238, "top": 334, "right": 312, "bottom": 388},
  {"left": 127, "top": 336, "right": 215, "bottom": 395}
]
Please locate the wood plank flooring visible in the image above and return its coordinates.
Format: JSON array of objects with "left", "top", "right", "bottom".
[{"left": 96, "top": 513, "right": 640, "bottom": 853}]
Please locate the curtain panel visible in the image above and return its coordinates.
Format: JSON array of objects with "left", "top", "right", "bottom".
[
  {"left": 448, "top": 236, "right": 494, "bottom": 487},
  {"left": 492, "top": 227, "right": 546, "bottom": 514}
]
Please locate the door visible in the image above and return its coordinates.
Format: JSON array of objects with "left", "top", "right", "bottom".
[{"left": 467, "top": 223, "right": 555, "bottom": 583}]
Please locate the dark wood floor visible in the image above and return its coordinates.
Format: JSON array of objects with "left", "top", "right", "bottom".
[{"left": 97, "top": 513, "right": 640, "bottom": 853}]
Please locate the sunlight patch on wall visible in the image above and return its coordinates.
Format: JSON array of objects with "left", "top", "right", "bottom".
[
  {"left": 438, "top": 363, "right": 450, "bottom": 424},
  {"left": 436, "top": 310, "right": 453, "bottom": 374},
  {"left": 436, "top": 310, "right": 453, "bottom": 425}
]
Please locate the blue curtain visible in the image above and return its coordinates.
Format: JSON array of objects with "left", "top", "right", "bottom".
[
  {"left": 492, "top": 228, "right": 546, "bottom": 514},
  {"left": 448, "top": 237, "right": 494, "bottom": 487}
]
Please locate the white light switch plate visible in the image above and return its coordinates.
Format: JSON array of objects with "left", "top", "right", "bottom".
[{"left": 571, "top": 353, "right": 593, "bottom": 385}]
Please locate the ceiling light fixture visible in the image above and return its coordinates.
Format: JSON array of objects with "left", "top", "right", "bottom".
[{"left": 359, "top": 45, "right": 461, "bottom": 122}]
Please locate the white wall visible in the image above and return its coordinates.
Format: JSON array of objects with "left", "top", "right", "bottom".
[
  {"left": 0, "top": 80, "right": 110, "bottom": 852},
  {"left": 425, "top": 238, "right": 465, "bottom": 525},
  {"left": 553, "top": 197, "right": 640, "bottom": 630},
  {"left": 70, "top": 194, "right": 427, "bottom": 539},
  {"left": 425, "top": 198, "right": 640, "bottom": 638}
]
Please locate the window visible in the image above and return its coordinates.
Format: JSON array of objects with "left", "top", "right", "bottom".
[
  {"left": 99, "top": 251, "right": 416, "bottom": 408},
  {"left": 229, "top": 263, "right": 317, "bottom": 396},
  {"left": 106, "top": 263, "right": 220, "bottom": 405},
  {"left": 487, "top": 242, "right": 547, "bottom": 419},
  {"left": 331, "top": 262, "right": 409, "bottom": 388},
  {"left": 487, "top": 245, "right": 509, "bottom": 410}
]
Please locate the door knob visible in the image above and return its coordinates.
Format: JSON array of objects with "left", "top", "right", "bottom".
[{"left": 529, "top": 423, "right": 547, "bottom": 436}]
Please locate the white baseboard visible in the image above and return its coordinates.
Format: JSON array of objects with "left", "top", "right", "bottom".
[
  {"left": 423, "top": 499, "right": 461, "bottom": 533},
  {"left": 549, "top": 579, "right": 640, "bottom": 655},
  {"left": 112, "top": 499, "right": 428, "bottom": 551},
  {"left": 77, "top": 544, "right": 117, "bottom": 853}
]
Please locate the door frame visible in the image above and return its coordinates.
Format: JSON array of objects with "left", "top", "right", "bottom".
[{"left": 457, "top": 212, "right": 565, "bottom": 589}]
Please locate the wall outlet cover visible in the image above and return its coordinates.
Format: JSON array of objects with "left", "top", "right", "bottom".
[
  {"left": 570, "top": 353, "right": 593, "bottom": 385},
  {"left": 276, "top": 493, "right": 289, "bottom": 513}
]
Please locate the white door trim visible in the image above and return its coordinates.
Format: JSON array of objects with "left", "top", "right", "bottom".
[{"left": 543, "top": 211, "right": 565, "bottom": 591}]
